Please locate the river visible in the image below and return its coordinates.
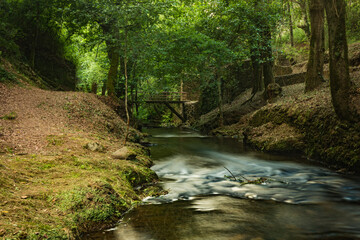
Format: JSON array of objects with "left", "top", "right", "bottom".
[{"left": 86, "top": 128, "right": 360, "bottom": 240}]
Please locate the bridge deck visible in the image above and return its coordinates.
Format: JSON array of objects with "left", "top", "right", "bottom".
[
  {"left": 144, "top": 100, "right": 189, "bottom": 104},
  {"left": 138, "top": 91, "right": 189, "bottom": 103}
]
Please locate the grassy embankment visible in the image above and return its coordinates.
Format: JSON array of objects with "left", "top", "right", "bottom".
[
  {"left": 0, "top": 58, "right": 163, "bottom": 239},
  {"left": 211, "top": 83, "right": 360, "bottom": 172}
]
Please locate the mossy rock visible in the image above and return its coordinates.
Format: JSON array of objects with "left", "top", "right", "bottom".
[
  {"left": 84, "top": 142, "right": 106, "bottom": 152},
  {"left": 111, "top": 147, "right": 137, "bottom": 160},
  {"left": 250, "top": 107, "right": 290, "bottom": 127},
  {"left": 123, "top": 165, "right": 158, "bottom": 187}
]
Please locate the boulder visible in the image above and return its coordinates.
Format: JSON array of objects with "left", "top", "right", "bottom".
[
  {"left": 266, "top": 83, "right": 282, "bottom": 100},
  {"left": 111, "top": 147, "right": 137, "bottom": 160},
  {"left": 84, "top": 142, "right": 105, "bottom": 152}
]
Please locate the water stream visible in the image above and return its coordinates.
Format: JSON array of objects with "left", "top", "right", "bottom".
[{"left": 86, "top": 128, "right": 360, "bottom": 240}]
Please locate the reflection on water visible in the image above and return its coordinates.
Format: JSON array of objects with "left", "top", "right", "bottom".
[{"left": 85, "top": 128, "right": 360, "bottom": 240}]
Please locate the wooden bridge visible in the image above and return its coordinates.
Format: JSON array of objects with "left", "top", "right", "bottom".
[{"left": 136, "top": 92, "right": 189, "bottom": 122}]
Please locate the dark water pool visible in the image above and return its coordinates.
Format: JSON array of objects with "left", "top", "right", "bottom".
[{"left": 85, "top": 128, "right": 360, "bottom": 240}]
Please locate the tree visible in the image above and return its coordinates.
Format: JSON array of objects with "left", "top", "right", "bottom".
[
  {"left": 324, "top": 0, "right": 357, "bottom": 121},
  {"left": 306, "top": 0, "right": 358, "bottom": 120},
  {"left": 262, "top": 24, "right": 276, "bottom": 99},
  {"left": 305, "top": 0, "right": 325, "bottom": 92},
  {"left": 0, "top": 0, "right": 20, "bottom": 56},
  {"left": 286, "top": 0, "right": 294, "bottom": 47},
  {"left": 246, "top": 0, "right": 281, "bottom": 99}
]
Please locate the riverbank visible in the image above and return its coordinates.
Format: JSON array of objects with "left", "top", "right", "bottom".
[
  {"left": 194, "top": 42, "right": 360, "bottom": 173},
  {"left": 206, "top": 80, "right": 360, "bottom": 173},
  {"left": 0, "top": 82, "right": 162, "bottom": 239}
]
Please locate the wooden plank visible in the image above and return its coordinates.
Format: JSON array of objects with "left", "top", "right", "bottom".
[
  {"left": 139, "top": 91, "right": 188, "bottom": 102},
  {"left": 144, "top": 100, "right": 189, "bottom": 104}
]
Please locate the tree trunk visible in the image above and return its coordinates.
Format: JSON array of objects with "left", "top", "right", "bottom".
[
  {"left": 30, "top": 27, "right": 38, "bottom": 69},
  {"left": 216, "top": 69, "right": 224, "bottom": 127},
  {"left": 101, "top": 79, "right": 107, "bottom": 96},
  {"left": 123, "top": 30, "right": 130, "bottom": 145},
  {"left": 251, "top": 53, "right": 264, "bottom": 94},
  {"left": 106, "top": 46, "right": 120, "bottom": 97},
  {"left": 91, "top": 82, "right": 97, "bottom": 94},
  {"left": 305, "top": 0, "right": 325, "bottom": 92},
  {"left": 262, "top": 27, "right": 275, "bottom": 99},
  {"left": 263, "top": 59, "right": 274, "bottom": 89},
  {"left": 287, "top": 0, "right": 294, "bottom": 47},
  {"left": 129, "top": 60, "right": 136, "bottom": 114},
  {"left": 324, "top": 0, "right": 354, "bottom": 121},
  {"left": 101, "top": 23, "right": 120, "bottom": 97},
  {"left": 135, "top": 86, "right": 139, "bottom": 115}
]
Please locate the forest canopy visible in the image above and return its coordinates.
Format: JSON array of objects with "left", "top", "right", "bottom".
[{"left": 1, "top": 0, "right": 360, "bottom": 122}]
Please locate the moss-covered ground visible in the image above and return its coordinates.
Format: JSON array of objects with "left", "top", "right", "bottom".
[{"left": 0, "top": 144, "right": 162, "bottom": 239}]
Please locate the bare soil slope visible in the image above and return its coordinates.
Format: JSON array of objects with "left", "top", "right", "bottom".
[{"left": 0, "top": 83, "right": 135, "bottom": 154}]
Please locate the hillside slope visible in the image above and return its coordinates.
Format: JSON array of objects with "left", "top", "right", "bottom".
[
  {"left": 198, "top": 43, "right": 360, "bottom": 173},
  {"left": 0, "top": 66, "right": 161, "bottom": 238},
  {"left": 209, "top": 78, "right": 360, "bottom": 173}
]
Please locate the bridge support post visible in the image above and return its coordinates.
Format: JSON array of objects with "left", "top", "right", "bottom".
[
  {"left": 182, "top": 103, "right": 187, "bottom": 122},
  {"left": 164, "top": 102, "right": 186, "bottom": 122}
]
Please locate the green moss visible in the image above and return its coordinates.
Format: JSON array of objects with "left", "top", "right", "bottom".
[
  {"left": 246, "top": 101, "right": 360, "bottom": 172},
  {"left": 0, "top": 66, "right": 17, "bottom": 83},
  {"left": 142, "top": 185, "right": 167, "bottom": 197},
  {"left": 266, "top": 140, "right": 294, "bottom": 152},
  {"left": 250, "top": 107, "right": 290, "bottom": 127},
  {"left": 1, "top": 111, "right": 17, "bottom": 120},
  {"left": 123, "top": 165, "right": 158, "bottom": 187},
  {"left": 57, "top": 182, "right": 129, "bottom": 233},
  {"left": 26, "top": 227, "right": 68, "bottom": 240},
  {"left": 46, "top": 135, "right": 64, "bottom": 146}
]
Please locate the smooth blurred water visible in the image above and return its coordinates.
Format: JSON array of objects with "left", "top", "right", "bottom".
[{"left": 85, "top": 128, "right": 360, "bottom": 240}]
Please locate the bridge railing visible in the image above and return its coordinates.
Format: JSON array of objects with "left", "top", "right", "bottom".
[{"left": 138, "top": 91, "right": 188, "bottom": 102}]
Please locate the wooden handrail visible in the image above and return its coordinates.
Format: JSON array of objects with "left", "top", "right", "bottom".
[{"left": 138, "top": 91, "right": 188, "bottom": 102}]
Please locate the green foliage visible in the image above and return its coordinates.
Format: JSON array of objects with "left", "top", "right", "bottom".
[
  {"left": 0, "top": 112, "right": 17, "bottom": 120},
  {"left": 347, "top": 0, "right": 360, "bottom": 41},
  {"left": 0, "top": 66, "right": 17, "bottom": 83},
  {"left": 135, "top": 106, "right": 151, "bottom": 122},
  {"left": 161, "top": 110, "right": 174, "bottom": 126},
  {"left": 0, "top": 0, "right": 20, "bottom": 56},
  {"left": 0, "top": 0, "right": 77, "bottom": 89},
  {"left": 65, "top": 35, "right": 109, "bottom": 93},
  {"left": 277, "top": 27, "right": 308, "bottom": 46},
  {"left": 276, "top": 44, "right": 308, "bottom": 64},
  {"left": 199, "top": 81, "right": 219, "bottom": 115}
]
